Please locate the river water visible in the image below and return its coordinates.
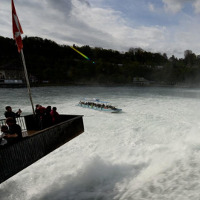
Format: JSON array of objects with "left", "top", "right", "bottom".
[{"left": 1, "top": 86, "right": 200, "bottom": 200}]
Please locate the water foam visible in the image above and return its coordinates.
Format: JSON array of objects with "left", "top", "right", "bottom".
[{"left": 1, "top": 86, "right": 200, "bottom": 199}]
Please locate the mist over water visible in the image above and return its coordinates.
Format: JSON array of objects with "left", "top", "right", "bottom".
[{"left": 1, "top": 86, "right": 200, "bottom": 200}]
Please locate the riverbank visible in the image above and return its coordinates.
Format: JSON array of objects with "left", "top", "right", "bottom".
[{"left": 1, "top": 81, "right": 200, "bottom": 89}]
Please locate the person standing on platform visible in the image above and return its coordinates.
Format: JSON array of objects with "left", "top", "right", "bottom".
[
  {"left": 43, "top": 106, "right": 53, "bottom": 128},
  {"left": 4, "top": 106, "right": 22, "bottom": 119},
  {"left": 0, "top": 125, "right": 8, "bottom": 147},
  {"left": 35, "top": 104, "right": 46, "bottom": 129},
  {"left": 4, "top": 117, "right": 22, "bottom": 144},
  {"left": 50, "top": 107, "right": 60, "bottom": 124}
]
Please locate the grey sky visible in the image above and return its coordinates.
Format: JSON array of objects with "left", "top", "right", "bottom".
[{"left": 1, "top": 0, "right": 200, "bottom": 58}]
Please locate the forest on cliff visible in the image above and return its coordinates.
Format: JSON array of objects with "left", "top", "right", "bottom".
[{"left": 1, "top": 36, "right": 200, "bottom": 85}]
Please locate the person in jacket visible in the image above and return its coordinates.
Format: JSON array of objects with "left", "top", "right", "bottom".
[{"left": 50, "top": 107, "right": 60, "bottom": 124}]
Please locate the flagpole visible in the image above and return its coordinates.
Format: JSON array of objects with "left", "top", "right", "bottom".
[
  {"left": 11, "top": 0, "right": 35, "bottom": 115},
  {"left": 20, "top": 49, "right": 35, "bottom": 115}
]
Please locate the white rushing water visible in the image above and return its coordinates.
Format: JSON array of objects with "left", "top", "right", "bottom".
[{"left": 1, "top": 86, "right": 200, "bottom": 200}]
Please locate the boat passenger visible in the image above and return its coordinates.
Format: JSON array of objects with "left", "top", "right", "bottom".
[
  {"left": 50, "top": 107, "right": 60, "bottom": 124},
  {"left": 4, "top": 117, "right": 22, "bottom": 144},
  {"left": 4, "top": 106, "right": 22, "bottom": 120}
]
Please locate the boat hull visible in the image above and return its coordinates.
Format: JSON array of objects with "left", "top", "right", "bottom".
[
  {"left": 0, "top": 114, "right": 84, "bottom": 184},
  {"left": 77, "top": 104, "right": 122, "bottom": 113}
]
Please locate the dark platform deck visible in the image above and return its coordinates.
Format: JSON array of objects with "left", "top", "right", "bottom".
[{"left": 0, "top": 114, "right": 84, "bottom": 184}]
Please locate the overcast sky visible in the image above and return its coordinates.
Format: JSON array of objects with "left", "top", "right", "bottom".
[{"left": 1, "top": 0, "right": 200, "bottom": 58}]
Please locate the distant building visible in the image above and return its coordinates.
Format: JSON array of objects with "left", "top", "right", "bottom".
[
  {"left": 133, "top": 77, "right": 150, "bottom": 86},
  {"left": 29, "top": 74, "right": 38, "bottom": 83},
  {"left": 0, "top": 63, "right": 24, "bottom": 86},
  {"left": 117, "top": 64, "right": 123, "bottom": 67},
  {"left": 0, "top": 63, "right": 24, "bottom": 80},
  {"left": 155, "top": 65, "right": 164, "bottom": 69}
]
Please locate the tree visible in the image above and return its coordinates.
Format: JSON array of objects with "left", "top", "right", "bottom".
[{"left": 184, "top": 50, "right": 196, "bottom": 67}]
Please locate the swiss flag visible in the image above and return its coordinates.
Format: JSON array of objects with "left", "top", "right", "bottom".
[{"left": 11, "top": 0, "right": 23, "bottom": 52}]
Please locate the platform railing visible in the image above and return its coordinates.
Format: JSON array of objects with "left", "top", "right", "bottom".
[
  {"left": 0, "top": 116, "right": 27, "bottom": 132},
  {"left": 0, "top": 114, "right": 84, "bottom": 184}
]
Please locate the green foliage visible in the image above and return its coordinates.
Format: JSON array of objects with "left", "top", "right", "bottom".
[{"left": 1, "top": 36, "right": 200, "bottom": 85}]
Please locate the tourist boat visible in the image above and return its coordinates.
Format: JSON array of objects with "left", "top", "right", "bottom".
[
  {"left": 0, "top": 114, "right": 84, "bottom": 184},
  {"left": 77, "top": 98, "right": 122, "bottom": 113}
]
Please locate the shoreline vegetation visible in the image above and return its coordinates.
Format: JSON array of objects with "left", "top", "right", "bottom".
[
  {"left": 19, "top": 82, "right": 200, "bottom": 88},
  {"left": 0, "top": 80, "right": 200, "bottom": 89},
  {"left": 1, "top": 36, "right": 200, "bottom": 88}
]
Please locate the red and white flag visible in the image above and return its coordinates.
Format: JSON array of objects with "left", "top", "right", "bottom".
[{"left": 11, "top": 0, "right": 23, "bottom": 52}]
